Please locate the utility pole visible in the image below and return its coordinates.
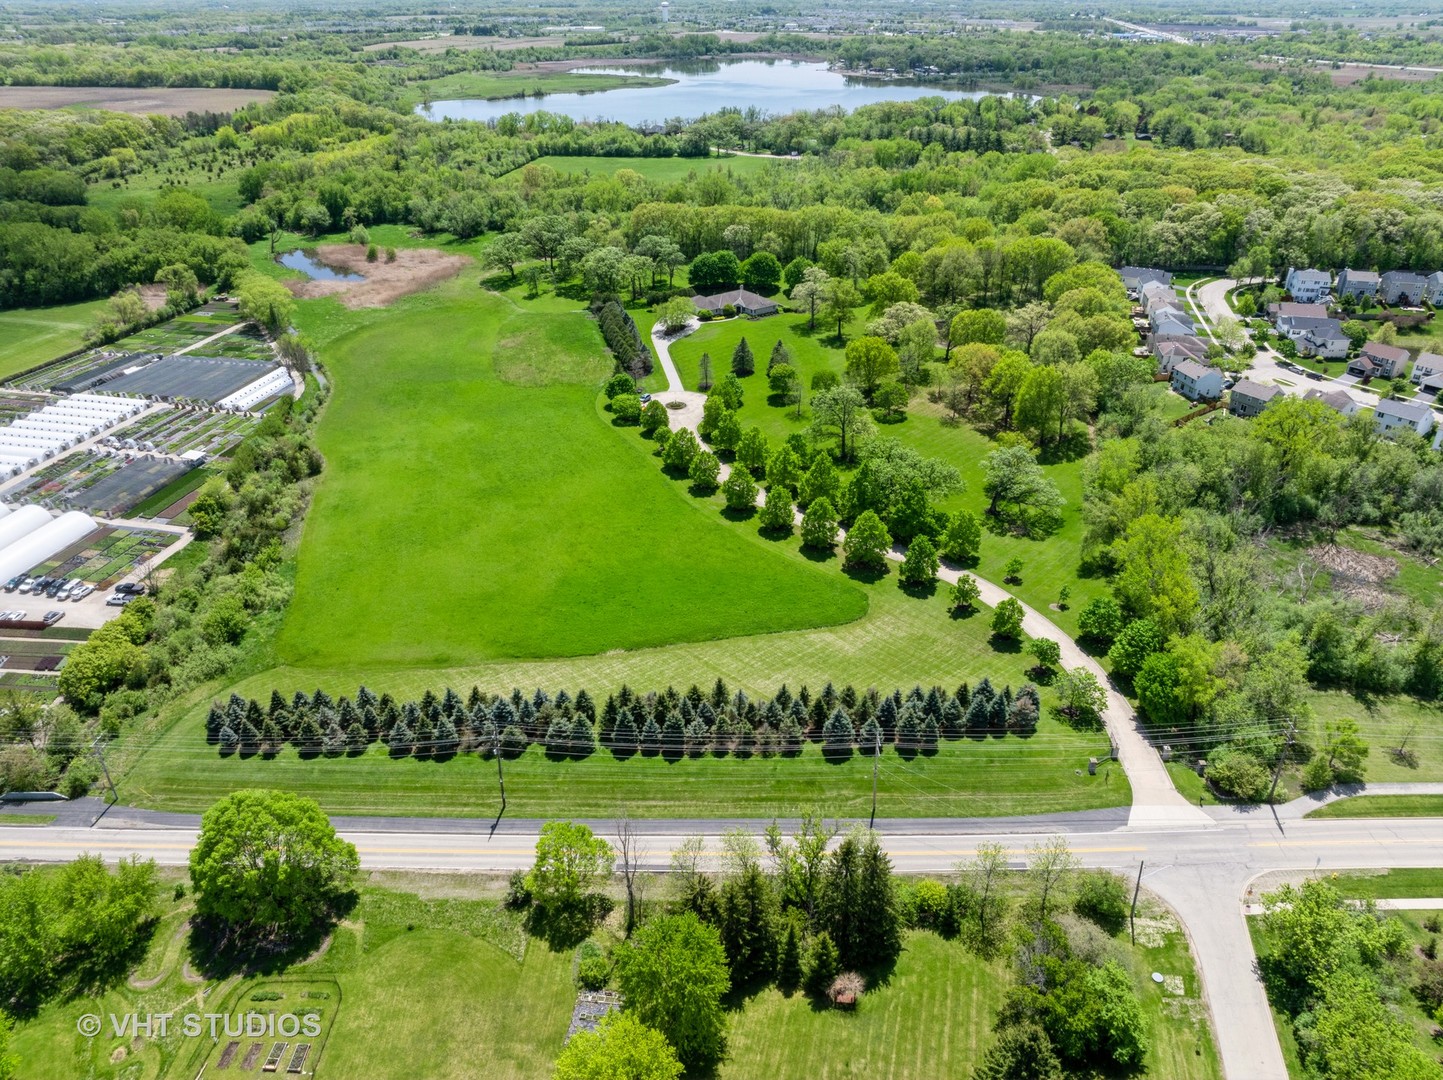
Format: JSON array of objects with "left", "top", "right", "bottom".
[
  {"left": 1129, "top": 859, "right": 1145, "bottom": 946},
  {"left": 91, "top": 737, "right": 117, "bottom": 805},
  {"left": 493, "top": 730, "right": 506, "bottom": 816},
  {"left": 1265, "top": 716, "right": 1299, "bottom": 806},
  {"left": 869, "top": 728, "right": 881, "bottom": 829}
]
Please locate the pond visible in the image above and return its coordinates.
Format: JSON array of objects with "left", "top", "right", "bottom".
[
  {"left": 417, "top": 59, "right": 1023, "bottom": 126},
  {"left": 277, "top": 249, "right": 364, "bottom": 282}
]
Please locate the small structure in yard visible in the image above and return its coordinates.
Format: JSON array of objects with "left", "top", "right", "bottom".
[
  {"left": 829, "top": 971, "right": 865, "bottom": 1009},
  {"left": 690, "top": 289, "right": 778, "bottom": 317},
  {"left": 567, "top": 990, "right": 624, "bottom": 1042}
]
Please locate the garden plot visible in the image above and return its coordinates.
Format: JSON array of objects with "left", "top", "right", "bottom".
[
  {"left": 101, "top": 407, "right": 258, "bottom": 457},
  {"left": 101, "top": 354, "right": 281, "bottom": 404},
  {"left": 0, "top": 671, "right": 58, "bottom": 698},
  {"left": 0, "top": 637, "right": 74, "bottom": 672},
  {"left": 30, "top": 526, "right": 176, "bottom": 585},
  {"left": 0, "top": 451, "right": 124, "bottom": 506},
  {"left": 68, "top": 458, "right": 192, "bottom": 516}
]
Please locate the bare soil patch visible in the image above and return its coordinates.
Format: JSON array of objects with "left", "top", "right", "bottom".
[
  {"left": 0, "top": 86, "right": 275, "bottom": 116},
  {"left": 138, "top": 284, "right": 168, "bottom": 312},
  {"left": 1309, "top": 542, "right": 1398, "bottom": 609},
  {"left": 283, "top": 244, "right": 472, "bottom": 308}
]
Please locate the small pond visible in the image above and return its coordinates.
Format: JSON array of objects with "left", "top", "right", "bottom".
[{"left": 277, "top": 249, "right": 364, "bottom": 282}]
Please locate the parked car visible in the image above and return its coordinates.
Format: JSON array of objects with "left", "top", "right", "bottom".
[
  {"left": 55, "top": 581, "right": 74, "bottom": 600},
  {"left": 43, "top": 580, "right": 63, "bottom": 598},
  {"left": 3, "top": 576, "right": 21, "bottom": 592},
  {"left": 1223, "top": 379, "right": 1235, "bottom": 390},
  {"left": 114, "top": 582, "right": 147, "bottom": 596},
  {"left": 640, "top": 393, "right": 653, "bottom": 404},
  {"left": 70, "top": 583, "right": 93, "bottom": 600},
  {"left": 17, "top": 578, "right": 35, "bottom": 594},
  {"left": 105, "top": 594, "right": 132, "bottom": 607},
  {"left": 42, "top": 610, "right": 64, "bottom": 626},
  {"left": 5, "top": 611, "right": 26, "bottom": 622}
]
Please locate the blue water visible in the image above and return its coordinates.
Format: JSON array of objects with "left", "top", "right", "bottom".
[
  {"left": 277, "top": 250, "right": 364, "bottom": 282},
  {"left": 418, "top": 59, "right": 1019, "bottom": 126}
]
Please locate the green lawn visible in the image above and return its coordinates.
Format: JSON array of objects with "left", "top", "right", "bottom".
[
  {"left": 1306, "top": 794, "right": 1443, "bottom": 818},
  {"left": 522, "top": 153, "right": 786, "bottom": 182},
  {"left": 0, "top": 813, "right": 54, "bottom": 826},
  {"left": 0, "top": 298, "right": 109, "bottom": 376},
  {"left": 1324, "top": 868, "right": 1443, "bottom": 898},
  {"left": 408, "top": 70, "right": 673, "bottom": 105},
  {"left": 276, "top": 276, "right": 864, "bottom": 668},
  {"left": 87, "top": 162, "right": 251, "bottom": 218},
  {"left": 1303, "top": 690, "right": 1443, "bottom": 782}
]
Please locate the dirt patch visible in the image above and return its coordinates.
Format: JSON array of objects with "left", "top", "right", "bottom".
[
  {"left": 138, "top": 284, "right": 168, "bottom": 312},
  {"left": 1308, "top": 542, "right": 1397, "bottom": 608},
  {"left": 282, "top": 244, "right": 472, "bottom": 309},
  {"left": 0, "top": 86, "right": 275, "bottom": 116}
]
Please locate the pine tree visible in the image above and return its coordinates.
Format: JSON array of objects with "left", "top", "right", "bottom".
[
  {"left": 434, "top": 717, "right": 459, "bottom": 755},
  {"left": 684, "top": 717, "right": 710, "bottom": 756},
  {"left": 822, "top": 706, "right": 854, "bottom": 756},
  {"left": 575, "top": 688, "right": 595, "bottom": 721},
  {"left": 662, "top": 711, "right": 685, "bottom": 757},
  {"left": 804, "top": 931, "right": 841, "bottom": 997},
  {"left": 768, "top": 339, "right": 792, "bottom": 374},
  {"left": 345, "top": 721, "right": 367, "bottom": 753},
  {"left": 544, "top": 716, "right": 573, "bottom": 754},
  {"left": 612, "top": 708, "right": 639, "bottom": 754},
  {"left": 877, "top": 695, "right": 899, "bottom": 737},
  {"left": 641, "top": 716, "right": 662, "bottom": 754},
  {"left": 859, "top": 715, "right": 883, "bottom": 754},
  {"left": 777, "top": 919, "right": 804, "bottom": 991},
  {"left": 941, "top": 698, "right": 964, "bottom": 737},
  {"left": 895, "top": 703, "right": 922, "bottom": 751},
  {"left": 720, "top": 865, "right": 780, "bottom": 984},
  {"left": 732, "top": 336, "right": 755, "bottom": 376},
  {"left": 388, "top": 719, "right": 414, "bottom": 756},
  {"left": 205, "top": 702, "right": 225, "bottom": 740},
  {"left": 570, "top": 715, "right": 596, "bottom": 755},
  {"left": 778, "top": 712, "right": 804, "bottom": 754}
]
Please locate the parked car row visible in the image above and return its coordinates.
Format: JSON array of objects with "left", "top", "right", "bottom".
[
  {"left": 106, "top": 582, "right": 147, "bottom": 607},
  {"left": 4, "top": 575, "right": 97, "bottom": 601}
]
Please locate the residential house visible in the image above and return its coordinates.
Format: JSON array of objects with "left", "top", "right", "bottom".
[
  {"left": 1412, "top": 351, "right": 1443, "bottom": 392},
  {"left": 1380, "top": 270, "right": 1429, "bottom": 306},
  {"left": 1272, "top": 303, "right": 1330, "bottom": 339},
  {"left": 689, "top": 289, "right": 779, "bottom": 317},
  {"left": 1150, "top": 308, "right": 1194, "bottom": 338},
  {"left": 1347, "top": 341, "right": 1409, "bottom": 380},
  {"left": 1303, "top": 387, "right": 1360, "bottom": 417},
  {"left": 1427, "top": 272, "right": 1443, "bottom": 307},
  {"left": 1139, "top": 280, "right": 1181, "bottom": 314},
  {"left": 1296, "top": 319, "right": 1350, "bottom": 359},
  {"left": 1336, "top": 269, "right": 1380, "bottom": 303},
  {"left": 1170, "top": 359, "right": 1223, "bottom": 402},
  {"left": 1285, "top": 267, "right": 1332, "bottom": 303},
  {"left": 1153, "top": 335, "right": 1208, "bottom": 373},
  {"left": 1374, "top": 397, "right": 1437, "bottom": 439},
  {"left": 1228, "top": 379, "right": 1281, "bottom": 418},
  {"left": 1120, "top": 266, "right": 1172, "bottom": 296}
]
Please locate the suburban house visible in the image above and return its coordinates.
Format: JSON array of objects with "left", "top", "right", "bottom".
[
  {"left": 1347, "top": 341, "right": 1409, "bottom": 380},
  {"left": 1412, "top": 351, "right": 1443, "bottom": 392},
  {"left": 1120, "top": 266, "right": 1172, "bottom": 296},
  {"left": 690, "top": 289, "right": 779, "bottom": 317},
  {"left": 1374, "top": 397, "right": 1437, "bottom": 438},
  {"left": 1296, "top": 319, "right": 1350, "bottom": 359},
  {"left": 1285, "top": 267, "right": 1332, "bottom": 303},
  {"left": 1170, "top": 359, "right": 1223, "bottom": 401},
  {"left": 1336, "top": 268, "right": 1380, "bottom": 303},
  {"left": 1153, "top": 335, "right": 1209, "bottom": 373},
  {"left": 1228, "top": 379, "right": 1281, "bottom": 418},
  {"left": 1139, "top": 280, "right": 1181, "bottom": 314},
  {"left": 1428, "top": 272, "right": 1443, "bottom": 307},
  {"left": 1380, "top": 270, "right": 1429, "bottom": 306},
  {"left": 1151, "top": 307, "right": 1194, "bottom": 338},
  {"left": 1304, "top": 387, "right": 1361, "bottom": 416},
  {"left": 1272, "top": 303, "right": 1330, "bottom": 338}
]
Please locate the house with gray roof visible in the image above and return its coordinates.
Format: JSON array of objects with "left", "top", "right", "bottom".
[
  {"left": 1336, "top": 269, "right": 1380, "bottom": 303},
  {"left": 1426, "top": 272, "right": 1443, "bottom": 307},
  {"left": 1171, "top": 359, "right": 1223, "bottom": 402},
  {"left": 1153, "top": 335, "right": 1208, "bottom": 373},
  {"left": 1304, "top": 387, "right": 1360, "bottom": 417},
  {"left": 1120, "top": 266, "right": 1172, "bottom": 296},
  {"left": 1412, "top": 351, "right": 1443, "bottom": 392},
  {"left": 690, "top": 289, "right": 778, "bottom": 317},
  {"left": 1285, "top": 268, "right": 1332, "bottom": 304},
  {"left": 1380, "top": 271, "right": 1429, "bottom": 306},
  {"left": 1374, "top": 397, "right": 1436, "bottom": 438},
  {"left": 1273, "top": 304, "right": 1330, "bottom": 339},
  {"left": 1228, "top": 380, "right": 1281, "bottom": 418},
  {"left": 1296, "top": 319, "right": 1350, "bottom": 359},
  {"left": 1347, "top": 341, "right": 1409, "bottom": 380}
]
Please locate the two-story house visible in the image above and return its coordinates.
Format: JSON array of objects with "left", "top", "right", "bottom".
[
  {"left": 1296, "top": 319, "right": 1350, "bottom": 359},
  {"left": 1412, "top": 351, "right": 1443, "bottom": 393},
  {"left": 1228, "top": 380, "right": 1282, "bottom": 418},
  {"left": 1336, "top": 269, "right": 1380, "bottom": 303},
  {"left": 1380, "top": 270, "right": 1429, "bottom": 306},
  {"left": 1347, "top": 341, "right": 1409, "bottom": 380},
  {"left": 1272, "top": 303, "right": 1330, "bottom": 339},
  {"left": 1374, "top": 397, "right": 1437, "bottom": 439},
  {"left": 1171, "top": 359, "right": 1223, "bottom": 401},
  {"left": 1285, "top": 268, "right": 1332, "bottom": 303},
  {"left": 1120, "top": 266, "right": 1172, "bottom": 297}
]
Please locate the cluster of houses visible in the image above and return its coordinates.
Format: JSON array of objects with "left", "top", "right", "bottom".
[
  {"left": 1119, "top": 264, "right": 1443, "bottom": 448},
  {"left": 1286, "top": 266, "right": 1443, "bottom": 307}
]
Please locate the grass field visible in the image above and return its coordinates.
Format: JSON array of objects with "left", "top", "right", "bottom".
[
  {"left": 275, "top": 276, "right": 864, "bottom": 668},
  {"left": 0, "top": 299, "right": 109, "bottom": 376},
  {"left": 1325, "top": 867, "right": 1443, "bottom": 897},
  {"left": 409, "top": 70, "right": 673, "bottom": 105},
  {"left": 1306, "top": 794, "right": 1443, "bottom": 818},
  {"left": 520, "top": 153, "right": 786, "bottom": 182},
  {"left": 1303, "top": 689, "right": 1443, "bottom": 782}
]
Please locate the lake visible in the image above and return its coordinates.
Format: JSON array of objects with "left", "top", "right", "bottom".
[
  {"left": 277, "top": 249, "right": 364, "bottom": 282},
  {"left": 417, "top": 60, "right": 1019, "bottom": 126}
]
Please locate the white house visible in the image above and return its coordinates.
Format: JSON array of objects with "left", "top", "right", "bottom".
[
  {"left": 1120, "top": 266, "right": 1172, "bottom": 297},
  {"left": 1297, "top": 319, "right": 1350, "bottom": 359},
  {"left": 1273, "top": 304, "right": 1330, "bottom": 339},
  {"left": 1228, "top": 379, "right": 1281, "bottom": 418},
  {"left": 1412, "top": 351, "right": 1443, "bottom": 392},
  {"left": 1336, "top": 269, "right": 1380, "bottom": 303},
  {"left": 1285, "top": 268, "right": 1332, "bottom": 304},
  {"left": 1374, "top": 397, "right": 1437, "bottom": 439},
  {"left": 1171, "top": 359, "right": 1223, "bottom": 402},
  {"left": 1303, "top": 387, "right": 1360, "bottom": 417},
  {"left": 1427, "top": 272, "right": 1443, "bottom": 307}
]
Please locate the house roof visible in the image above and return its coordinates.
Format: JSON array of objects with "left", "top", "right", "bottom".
[
  {"left": 1173, "top": 359, "right": 1212, "bottom": 380},
  {"left": 1415, "top": 351, "right": 1443, "bottom": 371},
  {"left": 1120, "top": 266, "right": 1170, "bottom": 286},
  {"left": 1298, "top": 318, "right": 1346, "bottom": 337},
  {"left": 1382, "top": 270, "right": 1428, "bottom": 284},
  {"left": 1304, "top": 388, "right": 1355, "bottom": 412},
  {"left": 1340, "top": 269, "right": 1380, "bottom": 283},
  {"left": 1274, "top": 302, "right": 1328, "bottom": 320},
  {"left": 1231, "top": 379, "right": 1281, "bottom": 402},
  {"left": 1377, "top": 397, "right": 1435, "bottom": 423},
  {"left": 1362, "top": 341, "right": 1409, "bottom": 363},
  {"left": 691, "top": 288, "right": 775, "bottom": 309},
  {"left": 1289, "top": 267, "right": 1331, "bottom": 280}
]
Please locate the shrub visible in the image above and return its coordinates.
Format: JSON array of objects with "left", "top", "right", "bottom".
[
  {"left": 905, "top": 878, "right": 952, "bottom": 932},
  {"left": 1073, "top": 870, "right": 1129, "bottom": 935},
  {"left": 611, "top": 393, "right": 642, "bottom": 424},
  {"left": 1077, "top": 596, "right": 1123, "bottom": 643},
  {"left": 1206, "top": 747, "right": 1271, "bottom": 802},
  {"left": 828, "top": 971, "right": 865, "bottom": 1004},
  {"left": 504, "top": 869, "right": 532, "bottom": 909},
  {"left": 575, "top": 940, "right": 611, "bottom": 990},
  {"left": 365, "top": 243, "right": 378, "bottom": 263},
  {"left": 385, "top": 247, "right": 396, "bottom": 263}
]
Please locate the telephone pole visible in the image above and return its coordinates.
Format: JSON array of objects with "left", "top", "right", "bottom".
[
  {"left": 91, "top": 737, "right": 117, "bottom": 805},
  {"left": 1129, "top": 859, "right": 1145, "bottom": 945},
  {"left": 1265, "top": 716, "right": 1299, "bottom": 806},
  {"left": 493, "top": 730, "right": 507, "bottom": 816},
  {"left": 869, "top": 729, "right": 881, "bottom": 828}
]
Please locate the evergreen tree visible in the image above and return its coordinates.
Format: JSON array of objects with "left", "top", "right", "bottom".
[
  {"left": 769, "top": 339, "right": 792, "bottom": 374},
  {"left": 710, "top": 677, "right": 730, "bottom": 710},
  {"left": 777, "top": 918, "right": 804, "bottom": 991},
  {"left": 345, "top": 721, "right": 367, "bottom": 753},
  {"left": 822, "top": 707, "right": 854, "bottom": 757},
  {"left": 732, "top": 336, "right": 755, "bottom": 376},
  {"left": 641, "top": 716, "right": 663, "bottom": 754},
  {"left": 778, "top": 712, "right": 804, "bottom": 754},
  {"left": 719, "top": 864, "right": 780, "bottom": 984},
  {"left": 388, "top": 719, "right": 414, "bottom": 756},
  {"left": 804, "top": 931, "right": 841, "bottom": 997},
  {"left": 820, "top": 830, "right": 901, "bottom": 971},
  {"left": 877, "top": 695, "right": 899, "bottom": 737},
  {"left": 545, "top": 716, "right": 573, "bottom": 754},
  {"left": 972, "top": 1022, "right": 1063, "bottom": 1080},
  {"left": 941, "top": 698, "right": 964, "bottom": 737},
  {"left": 571, "top": 715, "right": 596, "bottom": 755},
  {"left": 575, "top": 688, "right": 595, "bottom": 721},
  {"left": 434, "top": 716, "right": 459, "bottom": 756},
  {"left": 612, "top": 708, "right": 640, "bottom": 754},
  {"left": 662, "top": 712, "right": 685, "bottom": 757},
  {"left": 895, "top": 703, "right": 922, "bottom": 751},
  {"left": 859, "top": 715, "right": 883, "bottom": 754}
]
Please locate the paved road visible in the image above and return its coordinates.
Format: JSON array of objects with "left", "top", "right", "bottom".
[{"left": 3, "top": 814, "right": 1437, "bottom": 1080}]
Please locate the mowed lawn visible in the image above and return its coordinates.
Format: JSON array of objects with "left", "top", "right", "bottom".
[
  {"left": 0, "top": 298, "right": 109, "bottom": 376},
  {"left": 276, "top": 278, "right": 864, "bottom": 667}
]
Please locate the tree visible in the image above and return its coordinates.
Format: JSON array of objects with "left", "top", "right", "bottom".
[
  {"left": 663, "top": 428, "right": 699, "bottom": 473},
  {"left": 1106, "top": 618, "right": 1164, "bottom": 677},
  {"left": 1320, "top": 717, "right": 1369, "bottom": 784},
  {"left": 639, "top": 399, "right": 669, "bottom": 438},
  {"left": 939, "top": 509, "right": 982, "bottom": 563},
  {"left": 723, "top": 466, "right": 759, "bottom": 511},
  {"left": 689, "top": 250, "right": 741, "bottom": 290},
  {"left": 1029, "top": 637, "right": 1062, "bottom": 672},
  {"left": 711, "top": 409, "right": 743, "bottom": 453},
  {"left": 810, "top": 386, "right": 874, "bottom": 462},
  {"left": 688, "top": 450, "right": 720, "bottom": 490},
  {"left": 791, "top": 266, "right": 831, "bottom": 329},
  {"left": 741, "top": 251, "right": 782, "bottom": 293},
  {"left": 612, "top": 394, "right": 642, "bottom": 424},
  {"left": 0, "top": 1011, "right": 14, "bottom": 1080},
  {"left": 1077, "top": 597, "right": 1123, "bottom": 644},
  {"left": 731, "top": 336, "right": 755, "bottom": 377},
  {"left": 697, "top": 351, "right": 714, "bottom": 391},
  {"left": 483, "top": 232, "right": 529, "bottom": 278},
  {"left": 981, "top": 446, "right": 1064, "bottom": 537},
  {"left": 799, "top": 454, "right": 840, "bottom": 507},
  {"left": 950, "top": 574, "right": 982, "bottom": 613},
  {"left": 804, "top": 931, "right": 841, "bottom": 997},
  {"left": 736, "top": 426, "right": 768, "bottom": 474},
  {"left": 1052, "top": 669, "right": 1106, "bottom": 728},
  {"left": 821, "top": 278, "right": 863, "bottom": 339},
  {"left": 843, "top": 336, "right": 899, "bottom": 401},
  {"left": 951, "top": 308, "right": 1007, "bottom": 346},
  {"left": 819, "top": 829, "right": 901, "bottom": 970},
  {"left": 777, "top": 920, "right": 803, "bottom": 991},
  {"left": 1074, "top": 870, "right": 1129, "bottom": 935},
  {"left": 991, "top": 598, "right": 1024, "bottom": 639},
  {"left": 616, "top": 913, "right": 730, "bottom": 1069},
  {"left": 898, "top": 535, "right": 939, "bottom": 588},
  {"left": 801, "top": 496, "right": 839, "bottom": 551},
  {"left": 1110, "top": 514, "right": 1198, "bottom": 637},
  {"left": 657, "top": 296, "right": 696, "bottom": 333},
  {"left": 768, "top": 339, "right": 792, "bottom": 373},
  {"left": 553, "top": 1012, "right": 682, "bottom": 1080},
  {"left": 189, "top": 790, "right": 359, "bottom": 940},
  {"left": 768, "top": 362, "right": 798, "bottom": 396},
  {"left": 233, "top": 271, "right": 295, "bottom": 334},
  {"left": 865, "top": 270, "right": 920, "bottom": 315},
  {"left": 984, "top": 352, "right": 1034, "bottom": 428},
  {"left": 961, "top": 842, "right": 1012, "bottom": 958},
  {"left": 843, "top": 510, "right": 892, "bottom": 572},
  {"left": 1015, "top": 365, "right": 1068, "bottom": 446},
  {"left": 719, "top": 862, "right": 779, "bottom": 984},
  {"left": 759, "top": 486, "right": 794, "bottom": 534},
  {"left": 1026, "top": 835, "right": 1078, "bottom": 920},
  {"left": 972, "top": 1022, "right": 1063, "bottom": 1080},
  {"left": 528, "top": 821, "right": 615, "bottom": 913},
  {"left": 1004, "top": 557, "right": 1024, "bottom": 584}
]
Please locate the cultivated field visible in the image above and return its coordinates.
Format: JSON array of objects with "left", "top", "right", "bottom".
[
  {"left": 276, "top": 277, "right": 865, "bottom": 668},
  {"left": 0, "top": 299, "right": 109, "bottom": 377},
  {"left": 0, "top": 85, "right": 276, "bottom": 115}
]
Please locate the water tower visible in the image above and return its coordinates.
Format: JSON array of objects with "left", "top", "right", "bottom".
[{"left": 660, "top": 0, "right": 669, "bottom": 22}]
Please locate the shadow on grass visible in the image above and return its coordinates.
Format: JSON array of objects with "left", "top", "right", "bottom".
[
  {"left": 187, "top": 903, "right": 356, "bottom": 980},
  {"left": 948, "top": 605, "right": 980, "bottom": 620},
  {"left": 722, "top": 506, "right": 758, "bottom": 523},
  {"left": 989, "top": 634, "right": 1024, "bottom": 653},
  {"left": 688, "top": 482, "right": 720, "bottom": 498},
  {"left": 799, "top": 545, "right": 838, "bottom": 564},
  {"left": 528, "top": 896, "right": 614, "bottom": 952},
  {"left": 899, "top": 578, "right": 938, "bottom": 599},
  {"left": 842, "top": 562, "right": 889, "bottom": 585}
]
